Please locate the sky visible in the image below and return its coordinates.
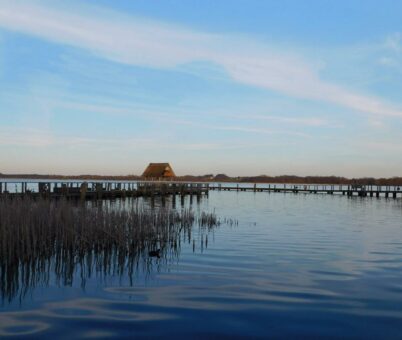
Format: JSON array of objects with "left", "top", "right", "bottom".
[{"left": 0, "top": 0, "right": 401, "bottom": 177}]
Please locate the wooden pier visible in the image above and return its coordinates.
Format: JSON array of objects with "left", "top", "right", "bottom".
[
  {"left": 0, "top": 181, "right": 401, "bottom": 200},
  {"left": 0, "top": 181, "right": 209, "bottom": 200},
  {"left": 209, "top": 183, "right": 402, "bottom": 199}
]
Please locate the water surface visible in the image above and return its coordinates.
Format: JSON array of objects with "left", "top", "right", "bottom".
[{"left": 1, "top": 192, "right": 402, "bottom": 338}]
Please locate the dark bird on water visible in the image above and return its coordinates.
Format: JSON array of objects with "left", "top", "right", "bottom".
[{"left": 149, "top": 249, "right": 161, "bottom": 258}]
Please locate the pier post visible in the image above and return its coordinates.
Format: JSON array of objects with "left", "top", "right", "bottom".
[
  {"left": 172, "top": 194, "right": 176, "bottom": 208},
  {"left": 96, "top": 183, "right": 103, "bottom": 199},
  {"left": 254, "top": 183, "right": 256, "bottom": 192},
  {"left": 80, "top": 182, "right": 88, "bottom": 201},
  {"left": 0, "top": 182, "right": 2, "bottom": 193}
]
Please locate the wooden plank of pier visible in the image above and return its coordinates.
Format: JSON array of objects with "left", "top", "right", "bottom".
[
  {"left": 0, "top": 180, "right": 401, "bottom": 200},
  {"left": 0, "top": 181, "right": 209, "bottom": 201},
  {"left": 208, "top": 183, "right": 402, "bottom": 198}
]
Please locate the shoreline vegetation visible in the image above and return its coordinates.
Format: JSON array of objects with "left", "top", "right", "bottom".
[
  {"left": 0, "top": 197, "right": 226, "bottom": 303},
  {"left": 1, "top": 173, "right": 402, "bottom": 186}
]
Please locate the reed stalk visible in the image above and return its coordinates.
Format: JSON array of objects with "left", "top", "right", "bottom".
[{"left": 0, "top": 197, "right": 223, "bottom": 303}]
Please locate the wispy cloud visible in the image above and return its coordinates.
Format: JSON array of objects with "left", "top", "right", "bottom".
[
  {"left": 156, "top": 116, "right": 312, "bottom": 137},
  {"left": 0, "top": 1, "right": 401, "bottom": 118},
  {"left": 0, "top": 126, "right": 267, "bottom": 151},
  {"left": 363, "top": 141, "right": 402, "bottom": 153},
  {"left": 212, "top": 125, "right": 310, "bottom": 137},
  {"left": 0, "top": 127, "right": 94, "bottom": 147},
  {"left": 378, "top": 34, "right": 402, "bottom": 73},
  {"left": 385, "top": 32, "right": 401, "bottom": 52},
  {"left": 378, "top": 56, "right": 402, "bottom": 73},
  {"left": 236, "top": 114, "right": 329, "bottom": 127}
]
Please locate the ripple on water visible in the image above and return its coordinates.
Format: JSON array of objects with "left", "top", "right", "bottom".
[{"left": 1, "top": 193, "right": 402, "bottom": 337}]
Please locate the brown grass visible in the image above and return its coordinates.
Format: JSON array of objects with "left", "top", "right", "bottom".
[{"left": 0, "top": 197, "right": 224, "bottom": 303}]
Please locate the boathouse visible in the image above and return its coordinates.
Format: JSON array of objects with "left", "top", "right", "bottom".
[{"left": 142, "top": 163, "right": 176, "bottom": 179}]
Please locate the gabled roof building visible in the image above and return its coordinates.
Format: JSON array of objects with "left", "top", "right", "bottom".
[{"left": 142, "top": 163, "right": 176, "bottom": 179}]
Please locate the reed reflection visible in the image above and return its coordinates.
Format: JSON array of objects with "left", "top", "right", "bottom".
[{"left": 0, "top": 197, "right": 223, "bottom": 304}]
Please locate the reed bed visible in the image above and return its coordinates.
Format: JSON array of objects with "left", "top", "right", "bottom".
[{"left": 0, "top": 197, "right": 224, "bottom": 303}]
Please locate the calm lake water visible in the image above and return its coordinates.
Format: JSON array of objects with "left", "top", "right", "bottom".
[{"left": 1, "top": 191, "right": 402, "bottom": 338}]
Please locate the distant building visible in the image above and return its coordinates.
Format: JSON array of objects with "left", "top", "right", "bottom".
[{"left": 142, "top": 163, "right": 176, "bottom": 179}]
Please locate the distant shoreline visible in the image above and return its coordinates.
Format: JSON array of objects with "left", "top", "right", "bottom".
[{"left": 1, "top": 173, "right": 402, "bottom": 186}]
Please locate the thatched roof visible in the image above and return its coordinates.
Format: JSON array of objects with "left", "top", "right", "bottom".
[{"left": 142, "top": 163, "right": 176, "bottom": 178}]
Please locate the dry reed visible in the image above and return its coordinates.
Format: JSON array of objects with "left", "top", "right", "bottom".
[{"left": 0, "top": 197, "right": 223, "bottom": 303}]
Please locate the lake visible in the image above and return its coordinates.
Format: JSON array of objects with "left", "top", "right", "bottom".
[{"left": 1, "top": 191, "right": 402, "bottom": 338}]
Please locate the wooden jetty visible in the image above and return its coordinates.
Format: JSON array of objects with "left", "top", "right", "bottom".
[
  {"left": 209, "top": 183, "right": 402, "bottom": 199},
  {"left": 0, "top": 181, "right": 209, "bottom": 200},
  {"left": 0, "top": 181, "right": 401, "bottom": 200}
]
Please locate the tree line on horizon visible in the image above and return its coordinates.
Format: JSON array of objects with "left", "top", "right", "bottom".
[{"left": 1, "top": 173, "right": 402, "bottom": 186}]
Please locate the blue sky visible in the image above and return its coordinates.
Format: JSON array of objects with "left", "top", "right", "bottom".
[{"left": 0, "top": 0, "right": 401, "bottom": 177}]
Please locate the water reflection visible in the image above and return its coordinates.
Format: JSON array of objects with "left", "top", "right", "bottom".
[
  {"left": 0, "top": 196, "right": 223, "bottom": 304},
  {"left": 2, "top": 192, "right": 402, "bottom": 337}
]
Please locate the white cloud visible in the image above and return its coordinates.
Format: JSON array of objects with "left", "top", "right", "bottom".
[
  {"left": 238, "top": 114, "right": 329, "bottom": 127},
  {"left": 379, "top": 57, "right": 396, "bottom": 66},
  {"left": 212, "top": 125, "right": 310, "bottom": 137},
  {"left": 364, "top": 141, "right": 402, "bottom": 153},
  {"left": 0, "top": 126, "right": 267, "bottom": 151},
  {"left": 367, "top": 117, "right": 386, "bottom": 129},
  {"left": 0, "top": 127, "right": 106, "bottom": 148},
  {"left": 385, "top": 33, "right": 401, "bottom": 52},
  {"left": 0, "top": 1, "right": 402, "bottom": 118},
  {"left": 378, "top": 56, "right": 402, "bottom": 73}
]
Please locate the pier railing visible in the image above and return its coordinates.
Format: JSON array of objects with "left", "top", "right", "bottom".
[
  {"left": 0, "top": 180, "right": 209, "bottom": 200},
  {"left": 208, "top": 183, "right": 402, "bottom": 198},
  {"left": 0, "top": 180, "right": 401, "bottom": 199}
]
